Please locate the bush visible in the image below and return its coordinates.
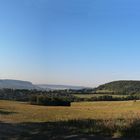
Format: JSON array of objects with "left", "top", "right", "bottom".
[{"left": 30, "top": 95, "right": 71, "bottom": 106}]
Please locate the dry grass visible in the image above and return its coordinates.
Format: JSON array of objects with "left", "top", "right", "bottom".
[
  {"left": 1, "top": 100, "right": 140, "bottom": 139},
  {"left": 0, "top": 100, "right": 140, "bottom": 123}
]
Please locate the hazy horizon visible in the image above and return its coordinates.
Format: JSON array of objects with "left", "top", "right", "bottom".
[{"left": 1, "top": 0, "right": 140, "bottom": 87}]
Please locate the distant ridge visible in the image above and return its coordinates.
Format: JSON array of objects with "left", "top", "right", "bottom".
[
  {"left": 0, "top": 79, "right": 38, "bottom": 89},
  {"left": 0, "top": 79, "right": 87, "bottom": 90}
]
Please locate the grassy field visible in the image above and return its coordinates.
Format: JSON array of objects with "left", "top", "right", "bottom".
[
  {"left": 0, "top": 100, "right": 140, "bottom": 122},
  {"left": 73, "top": 94, "right": 127, "bottom": 99},
  {"left": 1, "top": 100, "right": 140, "bottom": 139}
]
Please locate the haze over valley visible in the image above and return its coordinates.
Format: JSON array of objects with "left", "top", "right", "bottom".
[{"left": 0, "top": 79, "right": 87, "bottom": 90}]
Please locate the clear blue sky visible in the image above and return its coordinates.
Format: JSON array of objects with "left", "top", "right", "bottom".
[{"left": 1, "top": 0, "right": 140, "bottom": 87}]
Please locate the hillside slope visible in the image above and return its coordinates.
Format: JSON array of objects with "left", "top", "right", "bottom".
[
  {"left": 0, "top": 79, "right": 38, "bottom": 89},
  {"left": 96, "top": 80, "right": 140, "bottom": 94}
]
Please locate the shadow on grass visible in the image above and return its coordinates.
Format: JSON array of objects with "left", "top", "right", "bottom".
[
  {"left": 0, "top": 110, "right": 17, "bottom": 115},
  {"left": 0, "top": 119, "right": 140, "bottom": 140}
]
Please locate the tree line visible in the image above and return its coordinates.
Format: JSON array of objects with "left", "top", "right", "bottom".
[{"left": 0, "top": 89, "right": 140, "bottom": 106}]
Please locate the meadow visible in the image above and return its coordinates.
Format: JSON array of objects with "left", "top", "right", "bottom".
[
  {"left": 73, "top": 94, "right": 127, "bottom": 99},
  {"left": 1, "top": 100, "right": 140, "bottom": 139}
]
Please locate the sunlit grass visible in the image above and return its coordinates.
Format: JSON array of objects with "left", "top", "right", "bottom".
[{"left": 0, "top": 100, "right": 140, "bottom": 123}]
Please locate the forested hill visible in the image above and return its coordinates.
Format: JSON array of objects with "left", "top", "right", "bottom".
[{"left": 96, "top": 81, "right": 140, "bottom": 95}]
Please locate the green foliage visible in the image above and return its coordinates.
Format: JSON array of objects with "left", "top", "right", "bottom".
[
  {"left": 0, "top": 89, "right": 75, "bottom": 102},
  {"left": 76, "top": 95, "right": 140, "bottom": 102}
]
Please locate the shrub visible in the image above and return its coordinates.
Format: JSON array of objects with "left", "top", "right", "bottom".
[{"left": 30, "top": 95, "right": 71, "bottom": 106}]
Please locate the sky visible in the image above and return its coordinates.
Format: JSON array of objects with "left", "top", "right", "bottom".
[{"left": 1, "top": 0, "right": 140, "bottom": 87}]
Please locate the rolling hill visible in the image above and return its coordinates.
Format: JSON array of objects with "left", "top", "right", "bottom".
[{"left": 96, "top": 80, "right": 140, "bottom": 94}]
